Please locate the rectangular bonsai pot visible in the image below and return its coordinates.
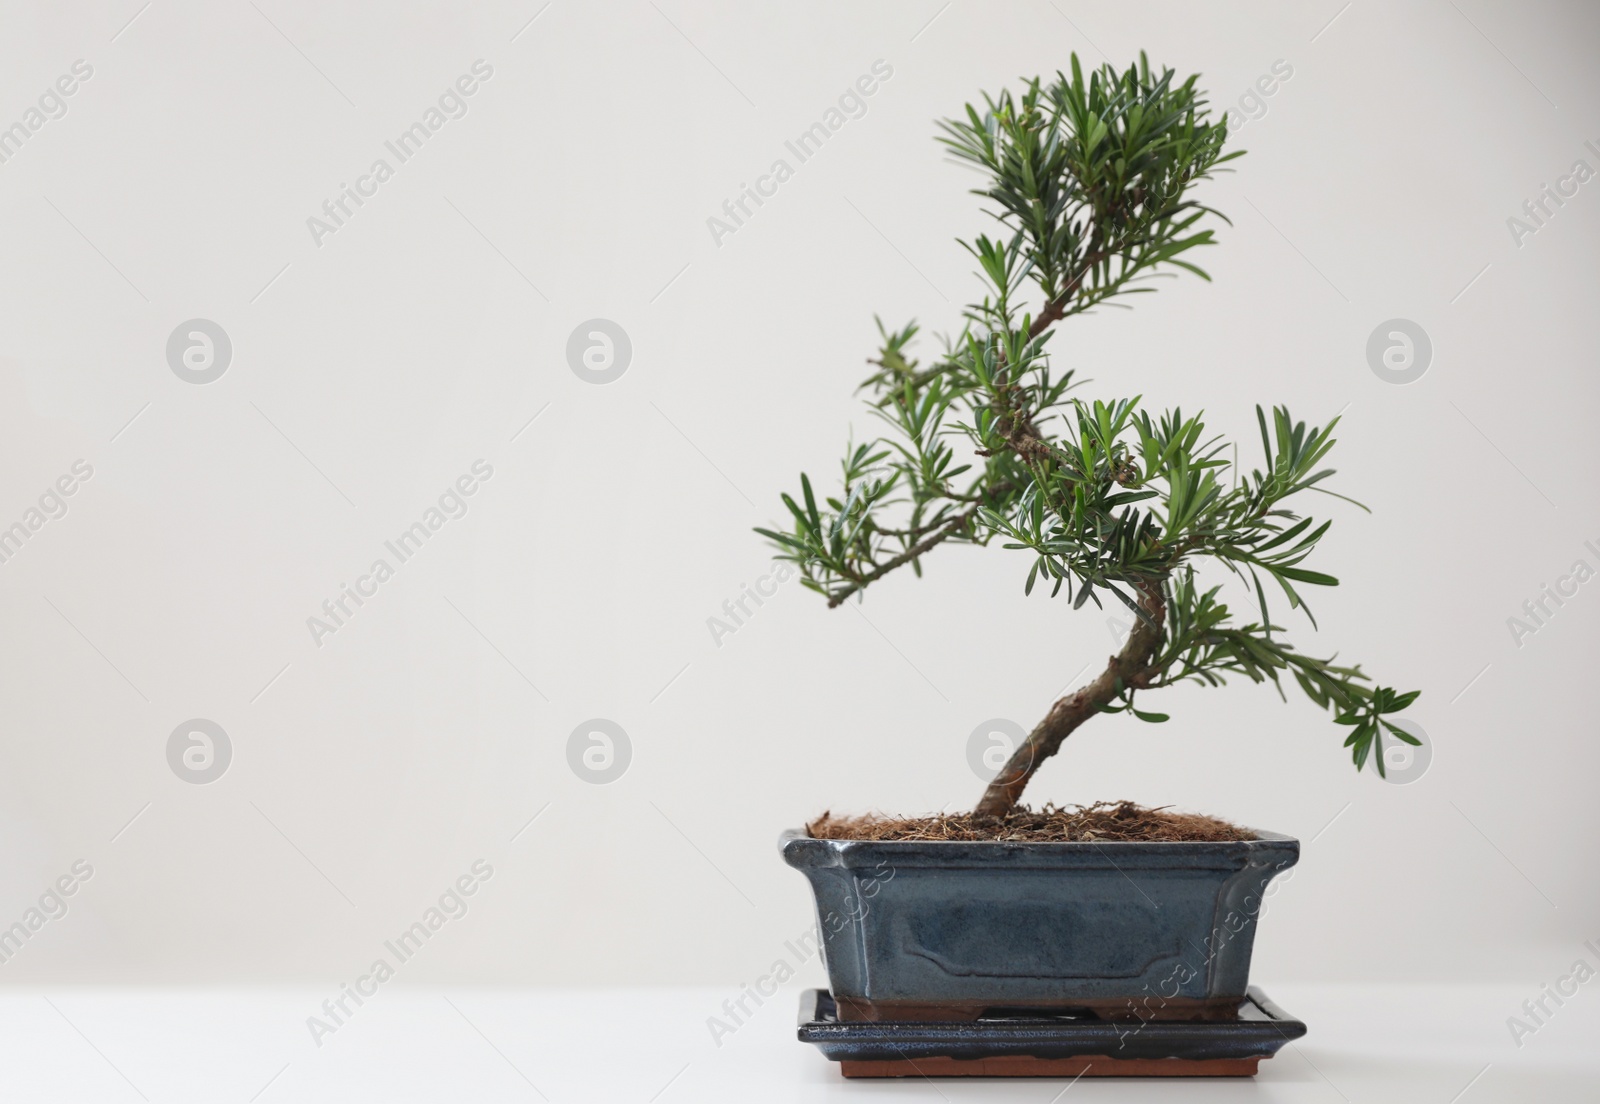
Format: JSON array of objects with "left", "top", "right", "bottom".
[{"left": 780, "top": 828, "right": 1298, "bottom": 1021}]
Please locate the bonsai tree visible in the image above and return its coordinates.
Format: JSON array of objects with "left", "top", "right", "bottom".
[{"left": 758, "top": 56, "right": 1418, "bottom": 820}]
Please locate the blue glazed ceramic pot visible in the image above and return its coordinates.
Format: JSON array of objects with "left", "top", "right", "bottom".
[{"left": 780, "top": 828, "right": 1298, "bottom": 1021}]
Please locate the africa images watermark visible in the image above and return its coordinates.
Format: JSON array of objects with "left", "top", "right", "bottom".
[
  {"left": 306, "top": 859, "right": 494, "bottom": 1046},
  {"left": 567, "top": 718, "right": 631, "bottom": 784},
  {"left": 704, "top": 922, "right": 826, "bottom": 1048},
  {"left": 1222, "top": 59, "right": 1293, "bottom": 134},
  {"left": 1506, "top": 938, "right": 1600, "bottom": 1047},
  {"left": 1108, "top": 856, "right": 1298, "bottom": 1048},
  {"left": 706, "top": 59, "right": 894, "bottom": 248},
  {"left": 307, "top": 460, "right": 495, "bottom": 646},
  {"left": 166, "top": 319, "right": 232, "bottom": 384},
  {"left": 1506, "top": 139, "right": 1600, "bottom": 248},
  {"left": 0, "top": 860, "right": 94, "bottom": 966},
  {"left": 167, "top": 719, "right": 232, "bottom": 784},
  {"left": 1506, "top": 536, "right": 1600, "bottom": 648},
  {"left": 704, "top": 860, "right": 893, "bottom": 1047},
  {"left": 0, "top": 59, "right": 93, "bottom": 166},
  {"left": 706, "top": 560, "right": 798, "bottom": 647},
  {"left": 307, "top": 60, "right": 495, "bottom": 247},
  {"left": 0, "top": 459, "right": 94, "bottom": 567}
]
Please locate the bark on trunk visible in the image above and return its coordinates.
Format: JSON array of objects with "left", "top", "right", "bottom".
[{"left": 973, "top": 579, "right": 1167, "bottom": 818}]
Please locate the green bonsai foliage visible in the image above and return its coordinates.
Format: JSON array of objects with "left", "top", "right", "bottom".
[{"left": 757, "top": 56, "right": 1419, "bottom": 818}]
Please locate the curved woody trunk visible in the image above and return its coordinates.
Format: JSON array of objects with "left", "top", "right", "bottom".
[{"left": 973, "top": 579, "right": 1167, "bottom": 818}]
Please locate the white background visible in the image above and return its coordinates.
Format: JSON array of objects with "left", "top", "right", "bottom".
[{"left": 0, "top": 0, "right": 1596, "bottom": 1087}]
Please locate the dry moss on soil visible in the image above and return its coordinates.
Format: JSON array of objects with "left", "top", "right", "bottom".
[{"left": 807, "top": 801, "right": 1253, "bottom": 843}]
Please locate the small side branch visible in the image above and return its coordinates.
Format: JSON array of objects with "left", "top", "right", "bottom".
[{"left": 826, "top": 511, "right": 975, "bottom": 608}]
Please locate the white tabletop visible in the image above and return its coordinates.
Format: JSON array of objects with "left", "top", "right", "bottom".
[{"left": 0, "top": 983, "right": 1593, "bottom": 1102}]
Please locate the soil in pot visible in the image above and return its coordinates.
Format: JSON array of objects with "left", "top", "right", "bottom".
[{"left": 807, "top": 801, "right": 1252, "bottom": 843}]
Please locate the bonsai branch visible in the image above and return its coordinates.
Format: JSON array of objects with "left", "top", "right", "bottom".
[
  {"left": 973, "top": 577, "right": 1167, "bottom": 818},
  {"left": 827, "top": 510, "right": 975, "bottom": 608}
]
